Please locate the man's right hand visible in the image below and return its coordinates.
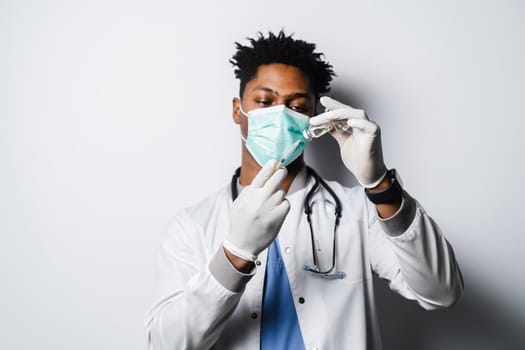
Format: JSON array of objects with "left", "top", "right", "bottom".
[{"left": 223, "top": 160, "right": 291, "bottom": 263}]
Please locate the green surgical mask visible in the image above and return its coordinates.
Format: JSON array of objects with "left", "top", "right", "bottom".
[{"left": 239, "top": 104, "right": 310, "bottom": 167}]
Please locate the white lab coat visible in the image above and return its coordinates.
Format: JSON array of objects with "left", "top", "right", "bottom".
[{"left": 144, "top": 167, "right": 463, "bottom": 350}]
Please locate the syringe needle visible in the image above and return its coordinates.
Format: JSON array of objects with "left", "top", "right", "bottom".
[
  {"left": 264, "top": 140, "right": 301, "bottom": 185},
  {"left": 274, "top": 140, "right": 300, "bottom": 170}
]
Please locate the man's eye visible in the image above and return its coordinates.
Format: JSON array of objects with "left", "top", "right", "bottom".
[
  {"left": 256, "top": 100, "right": 272, "bottom": 106},
  {"left": 291, "top": 105, "right": 307, "bottom": 112}
]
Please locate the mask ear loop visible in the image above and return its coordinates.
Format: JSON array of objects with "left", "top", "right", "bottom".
[
  {"left": 238, "top": 101, "right": 248, "bottom": 143},
  {"left": 238, "top": 101, "right": 249, "bottom": 118}
]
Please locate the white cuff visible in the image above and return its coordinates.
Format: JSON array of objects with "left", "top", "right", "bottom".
[{"left": 223, "top": 240, "right": 258, "bottom": 262}]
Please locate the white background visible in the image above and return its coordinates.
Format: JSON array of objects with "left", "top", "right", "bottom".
[{"left": 2, "top": 0, "right": 524, "bottom": 349}]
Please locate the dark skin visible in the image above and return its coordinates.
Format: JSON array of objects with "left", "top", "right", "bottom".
[{"left": 226, "top": 63, "right": 401, "bottom": 272}]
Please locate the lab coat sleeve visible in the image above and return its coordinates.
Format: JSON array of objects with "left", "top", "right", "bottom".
[
  {"left": 144, "top": 210, "right": 254, "bottom": 350},
  {"left": 367, "top": 190, "right": 464, "bottom": 310}
]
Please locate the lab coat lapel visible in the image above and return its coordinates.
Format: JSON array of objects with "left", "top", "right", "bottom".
[{"left": 278, "top": 168, "right": 327, "bottom": 348}]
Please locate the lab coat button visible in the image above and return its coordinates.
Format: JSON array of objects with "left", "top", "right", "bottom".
[
  {"left": 284, "top": 246, "right": 291, "bottom": 253},
  {"left": 298, "top": 297, "right": 305, "bottom": 304},
  {"left": 255, "top": 260, "right": 261, "bottom": 266},
  {"left": 251, "top": 312, "right": 257, "bottom": 319}
]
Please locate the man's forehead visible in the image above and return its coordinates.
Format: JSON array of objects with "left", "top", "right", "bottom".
[
  {"left": 244, "top": 63, "right": 313, "bottom": 96},
  {"left": 250, "top": 86, "right": 312, "bottom": 99}
]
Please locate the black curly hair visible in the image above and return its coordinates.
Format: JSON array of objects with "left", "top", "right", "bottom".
[{"left": 230, "top": 30, "right": 335, "bottom": 98}]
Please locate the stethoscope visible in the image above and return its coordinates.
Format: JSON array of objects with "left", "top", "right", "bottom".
[{"left": 231, "top": 166, "right": 347, "bottom": 279}]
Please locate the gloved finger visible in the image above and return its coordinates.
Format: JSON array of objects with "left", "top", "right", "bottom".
[
  {"left": 267, "top": 198, "right": 291, "bottom": 219},
  {"left": 261, "top": 166, "right": 287, "bottom": 196},
  {"left": 251, "top": 160, "right": 278, "bottom": 188},
  {"left": 309, "top": 108, "right": 366, "bottom": 126},
  {"left": 345, "top": 118, "right": 379, "bottom": 135},
  {"left": 264, "top": 189, "right": 286, "bottom": 209},
  {"left": 329, "top": 130, "right": 349, "bottom": 145},
  {"left": 320, "top": 96, "right": 351, "bottom": 111}
]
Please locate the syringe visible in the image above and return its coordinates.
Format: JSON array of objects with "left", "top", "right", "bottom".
[
  {"left": 274, "top": 140, "right": 300, "bottom": 171},
  {"left": 266, "top": 140, "right": 301, "bottom": 182}
]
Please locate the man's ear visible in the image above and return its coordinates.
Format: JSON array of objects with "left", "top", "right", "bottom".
[{"left": 232, "top": 97, "right": 241, "bottom": 124}]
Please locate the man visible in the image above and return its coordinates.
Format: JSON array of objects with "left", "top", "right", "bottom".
[{"left": 145, "top": 31, "right": 463, "bottom": 350}]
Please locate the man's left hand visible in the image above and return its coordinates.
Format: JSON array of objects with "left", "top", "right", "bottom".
[{"left": 310, "top": 96, "right": 387, "bottom": 188}]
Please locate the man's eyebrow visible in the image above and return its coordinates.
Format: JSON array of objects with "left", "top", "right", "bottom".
[
  {"left": 287, "top": 92, "right": 313, "bottom": 100},
  {"left": 251, "top": 86, "right": 312, "bottom": 100},
  {"left": 252, "top": 86, "right": 280, "bottom": 95}
]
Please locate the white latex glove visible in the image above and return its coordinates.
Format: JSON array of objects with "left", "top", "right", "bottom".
[
  {"left": 223, "top": 160, "right": 291, "bottom": 262},
  {"left": 310, "top": 96, "right": 387, "bottom": 188}
]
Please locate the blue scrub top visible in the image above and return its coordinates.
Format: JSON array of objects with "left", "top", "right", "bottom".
[{"left": 260, "top": 238, "right": 306, "bottom": 350}]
